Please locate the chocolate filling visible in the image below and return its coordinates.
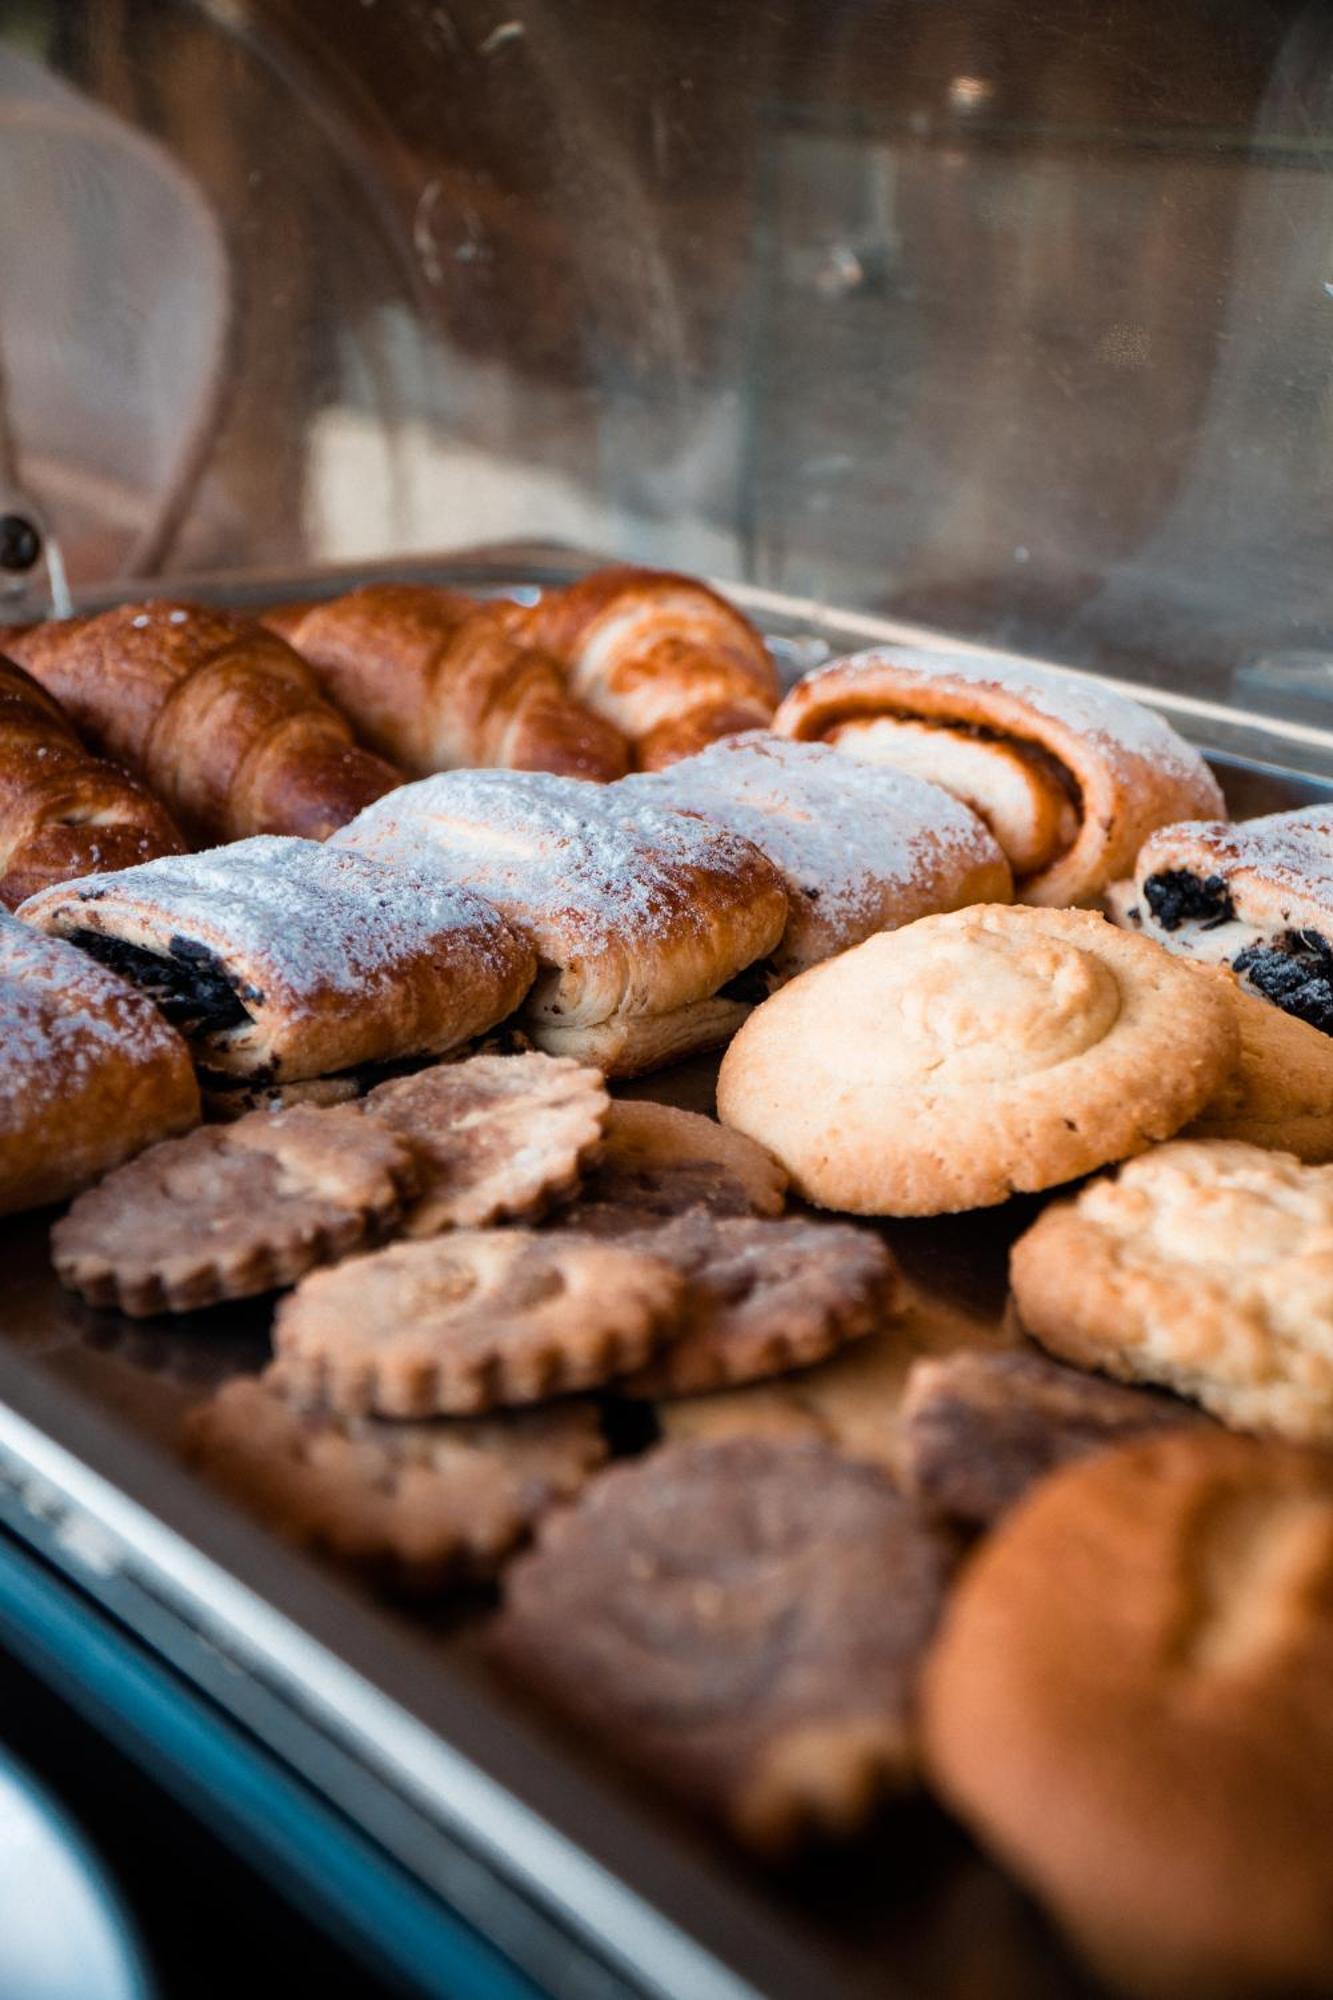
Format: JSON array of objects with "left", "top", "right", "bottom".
[
  {"left": 69, "top": 929, "right": 254, "bottom": 1037},
  {"left": 1142, "top": 869, "right": 1235, "bottom": 932},
  {"left": 1234, "top": 930, "right": 1333, "bottom": 1036}
]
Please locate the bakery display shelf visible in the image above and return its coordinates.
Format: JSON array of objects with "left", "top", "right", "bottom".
[{"left": 1, "top": 549, "right": 1329, "bottom": 2000}]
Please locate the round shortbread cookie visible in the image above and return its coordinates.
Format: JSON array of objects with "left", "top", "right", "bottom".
[
  {"left": 553, "top": 1097, "right": 786, "bottom": 1235},
  {"left": 717, "top": 905, "right": 1238, "bottom": 1216},
  {"left": 1011, "top": 1137, "right": 1333, "bottom": 1443},
  {"left": 922, "top": 1430, "right": 1333, "bottom": 1998},
  {"left": 51, "top": 1106, "right": 418, "bottom": 1316},
  {"left": 619, "top": 1213, "right": 898, "bottom": 1397},
  {"left": 272, "top": 1228, "right": 687, "bottom": 1416},
  {"left": 362, "top": 1052, "right": 610, "bottom": 1235},
  {"left": 185, "top": 1372, "right": 607, "bottom": 1589},
  {"left": 1186, "top": 979, "right": 1333, "bottom": 1160},
  {"left": 490, "top": 1438, "right": 957, "bottom": 1852}
]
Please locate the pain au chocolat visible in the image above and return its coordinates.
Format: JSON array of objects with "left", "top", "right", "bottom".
[
  {"left": 20, "top": 835, "right": 535, "bottom": 1086},
  {"left": 774, "top": 645, "right": 1224, "bottom": 905},
  {"left": 333, "top": 768, "right": 788, "bottom": 1075}
]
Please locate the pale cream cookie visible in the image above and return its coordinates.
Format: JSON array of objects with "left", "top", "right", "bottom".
[
  {"left": 717, "top": 905, "right": 1238, "bottom": 1216},
  {"left": 1011, "top": 1138, "right": 1333, "bottom": 1442}
]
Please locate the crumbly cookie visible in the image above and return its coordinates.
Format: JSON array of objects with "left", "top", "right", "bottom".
[
  {"left": 658, "top": 1283, "right": 1014, "bottom": 1470},
  {"left": 552, "top": 1098, "right": 786, "bottom": 1235},
  {"left": 51, "top": 1106, "right": 417, "bottom": 1316},
  {"left": 717, "top": 905, "right": 1239, "bottom": 1216},
  {"left": 1186, "top": 978, "right": 1333, "bottom": 1159},
  {"left": 1010, "top": 1138, "right": 1333, "bottom": 1443},
  {"left": 619, "top": 1213, "right": 898, "bottom": 1397},
  {"left": 203, "top": 1074, "right": 364, "bottom": 1122},
  {"left": 272, "top": 1229, "right": 687, "bottom": 1416},
  {"left": 184, "top": 1371, "right": 606, "bottom": 1589},
  {"left": 900, "top": 1348, "right": 1202, "bottom": 1527},
  {"left": 490, "top": 1438, "right": 957, "bottom": 1852},
  {"left": 922, "top": 1430, "right": 1333, "bottom": 1998},
  {"left": 361, "top": 1053, "right": 609, "bottom": 1235}
]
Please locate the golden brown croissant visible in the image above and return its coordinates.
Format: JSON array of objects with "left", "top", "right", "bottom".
[
  {"left": 0, "top": 652, "right": 185, "bottom": 909},
  {"left": 7, "top": 603, "right": 403, "bottom": 844},
  {"left": 265, "top": 583, "right": 629, "bottom": 782},
  {"left": 519, "top": 565, "right": 780, "bottom": 770}
]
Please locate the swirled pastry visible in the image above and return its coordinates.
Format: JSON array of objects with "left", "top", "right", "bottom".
[
  {"left": 621, "top": 733, "right": 1011, "bottom": 982},
  {"left": 21, "top": 836, "right": 535, "bottom": 1084},
  {"left": 333, "top": 769, "right": 789, "bottom": 1075},
  {"left": 0, "top": 908, "right": 198, "bottom": 1215},
  {"left": 774, "top": 647, "right": 1224, "bottom": 905},
  {"left": 267, "top": 584, "right": 629, "bottom": 782},
  {"left": 717, "top": 905, "right": 1239, "bottom": 1215},
  {"left": 520, "top": 566, "right": 779, "bottom": 769},
  {"left": 1116, "top": 804, "right": 1333, "bottom": 1036}
]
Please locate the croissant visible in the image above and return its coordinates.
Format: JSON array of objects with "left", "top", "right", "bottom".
[
  {"left": 266, "top": 583, "right": 629, "bottom": 782},
  {"left": 6, "top": 603, "right": 403, "bottom": 845},
  {"left": 519, "top": 565, "right": 780, "bottom": 770},
  {"left": 0, "top": 652, "right": 185, "bottom": 908}
]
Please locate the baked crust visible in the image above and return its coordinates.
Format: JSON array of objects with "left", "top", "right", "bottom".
[
  {"left": 922, "top": 1430, "right": 1333, "bottom": 1997},
  {"left": 1187, "top": 974, "right": 1333, "bottom": 1159},
  {"left": 8, "top": 601, "right": 402, "bottom": 842},
  {"left": 519, "top": 565, "right": 778, "bottom": 769},
  {"left": 333, "top": 768, "right": 788, "bottom": 1073},
  {"left": 622, "top": 733, "right": 1012, "bottom": 981},
  {"left": 21, "top": 835, "right": 535, "bottom": 1083},
  {"left": 0, "top": 653, "right": 185, "bottom": 908},
  {"left": 774, "top": 646, "right": 1224, "bottom": 905},
  {"left": 555, "top": 1097, "right": 787, "bottom": 1231},
  {"left": 267, "top": 584, "right": 629, "bottom": 782},
  {"left": 1011, "top": 1137, "right": 1333, "bottom": 1442},
  {"left": 717, "top": 905, "right": 1239, "bottom": 1216},
  {"left": 0, "top": 908, "right": 199, "bottom": 1215}
]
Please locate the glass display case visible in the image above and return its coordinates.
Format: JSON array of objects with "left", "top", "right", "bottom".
[{"left": 3, "top": 7, "right": 1333, "bottom": 1999}]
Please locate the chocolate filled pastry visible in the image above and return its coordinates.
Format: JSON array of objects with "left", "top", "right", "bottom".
[
  {"left": 518, "top": 565, "right": 779, "bottom": 769},
  {"left": 7, "top": 602, "right": 403, "bottom": 843},
  {"left": 0, "top": 907, "right": 199, "bottom": 1215},
  {"left": 20, "top": 835, "right": 535, "bottom": 1085},
  {"left": 333, "top": 768, "right": 789, "bottom": 1075},
  {"left": 774, "top": 646, "right": 1224, "bottom": 905},
  {"left": 266, "top": 583, "right": 630, "bottom": 783},
  {"left": 0, "top": 654, "right": 185, "bottom": 908},
  {"left": 1117, "top": 804, "right": 1333, "bottom": 1037},
  {"left": 622, "top": 733, "right": 1011, "bottom": 982}
]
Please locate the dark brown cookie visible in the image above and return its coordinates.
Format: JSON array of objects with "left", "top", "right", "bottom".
[
  {"left": 900, "top": 1348, "right": 1203, "bottom": 1527},
  {"left": 272, "top": 1228, "right": 688, "bottom": 1416},
  {"left": 620, "top": 1213, "right": 899, "bottom": 1397},
  {"left": 184, "top": 1371, "right": 607, "bottom": 1589},
  {"left": 362, "top": 1052, "right": 609, "bottom": 1235},
  {"left": 490, "top": 1437, "right": 957, "bottom": 1852},
  {"left": 552, "top": 1098, "right": 786, "bottom": 1235},
  {"left": 51, "top": 1105, "right": 418, "bottom": 1316}
]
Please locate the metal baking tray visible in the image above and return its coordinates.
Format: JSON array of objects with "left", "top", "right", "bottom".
[{"left": 2, "top": 546, "right": 1331, "bottom": 2000}]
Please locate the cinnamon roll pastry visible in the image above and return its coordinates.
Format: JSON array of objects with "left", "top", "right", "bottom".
[
  {"left": 333, "top": 768, "right": 789, "bottom": 1075},
  {"left": 266, "top": 584, "right": 629, "bottom": 783},
  {"left": 6, "top": 602, "right": 402, "bottom": 844},
  {"left": 1115, "top": 804, "right": 1333, "bottom": 1036},
  {"left": 623, "top": 734, "right": 1011, "bottom": 983},
  {"left": 520, "top": 566, "right": 780, "bottom": 770},
  {"left": 0, "top": 653, "right": 184, "bottom": 908},
  {"left": 21, "top": 835, "right": 535, "bottom": 1085},
  {"left": 0, "top": 907, "right": 199, "bottom": 1215},
  {"left": 774, "top": 647, "right": 1224, "bottom": 906}
]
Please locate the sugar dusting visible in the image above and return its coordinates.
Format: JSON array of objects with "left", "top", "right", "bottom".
[
  {"left": 795, "top": 646, "right": 1215, "bottom": 786},
  {"left": 25, "top": 836, "right": 520, "bottom": 1009},
  {"left": 334, "top": 769, "right": 777, "bottom": 954},
  {"left": 0, "top": 907, "right": 183, "bottom": 1122},
  {"left": 1144, "top": 803, "right": 1333, "bottom": 903},
  {"left": 623, "top": 734, "right": 1000, "bottom": 936}
]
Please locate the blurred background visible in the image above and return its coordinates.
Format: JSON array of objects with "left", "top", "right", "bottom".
[{"left": 1, "top": 0, "right": 1332, "bottom": 699}]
